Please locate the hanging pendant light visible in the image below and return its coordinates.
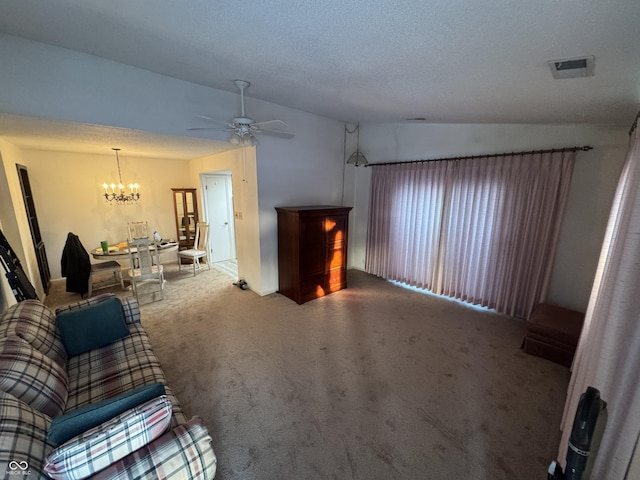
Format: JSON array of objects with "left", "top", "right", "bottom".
[
  {"left": 102, "top": 148, "right": 140, "bottom": 205},
  {"left": 346, "top": 123, "right": 368, "bottom": 167}
]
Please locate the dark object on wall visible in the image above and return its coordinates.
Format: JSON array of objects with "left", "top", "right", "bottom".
[
  {"left": 522, "top": 303, "right": 585, "bottom": 367},
  {"left": 61, "top": 232, "right": 91, "bottom": 296},
  {"left": 16, "top": 164, "right": 51, "bottom": 293},
  {"left": 0, "top": 229, "right": 38, "bottom": 302},
  {"left": 276, "top": 205, "right": 352, "bottom": 304},
  {"left": 548, "top": 386, "right": 606, "bottom": 480}
]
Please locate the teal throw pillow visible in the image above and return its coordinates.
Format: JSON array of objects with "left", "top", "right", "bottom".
[
  {"left": 56, "top": 296, "right": 130, "bottom": 356},
  {"left": 47, "top": 382, "right": 166, "bottom": 446}
]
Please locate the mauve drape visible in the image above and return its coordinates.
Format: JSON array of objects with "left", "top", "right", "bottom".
[
  {"left": 558, "top": 128, "right": 640, "bottom": 479},
  {"left": 366, "top": 151, "right": 576, "bottom": 318},
  {"left": 366, "top": 161, "right": 448, "bottom": 290}
]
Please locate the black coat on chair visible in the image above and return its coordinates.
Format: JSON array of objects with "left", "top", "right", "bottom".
[{"left": 61, "top": 232, "right": 91, "bottom": 296}]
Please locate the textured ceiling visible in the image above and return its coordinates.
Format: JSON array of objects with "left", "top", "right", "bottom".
[
  {"left": 0, "top": 0, "right": 639, "bottom": 155},
  {"left": 0, "top": 114, "right": 231, "bottom": 159}
]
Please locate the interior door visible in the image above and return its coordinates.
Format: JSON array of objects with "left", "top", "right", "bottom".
[{"left": 203, "top": 174, "right": 236, "bottom": 263}]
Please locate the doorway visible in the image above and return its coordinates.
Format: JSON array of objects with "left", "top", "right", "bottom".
[{"left": 201, "top": 172, "right": 238, "bottom": 278}]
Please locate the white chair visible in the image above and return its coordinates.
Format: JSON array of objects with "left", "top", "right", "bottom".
[
  {"left": 178, "top": 222, "right": 210, "bottom": 276},
  {"left": 127, "top": 237, "right": 164, "bottom": 301},
  {"left": 88, "top": 260, "right": 124, "bottom": 297},
  {"left": 127, "top": 221, "right": 150, "bottom": 242}
]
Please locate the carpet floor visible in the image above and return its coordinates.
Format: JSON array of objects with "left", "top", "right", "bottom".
[{"left": 45, "top": 264, "right": 570, "bottom": 480}]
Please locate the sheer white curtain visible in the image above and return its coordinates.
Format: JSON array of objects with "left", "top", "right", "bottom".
[
  {"left": 558, "top": 128, "right": 640, "bottom": 479},
  {"left": 366, "top": 150, "right": 576, "bottom": 318}
]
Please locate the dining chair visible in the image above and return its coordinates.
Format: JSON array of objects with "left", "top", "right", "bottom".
[
  {"left": 127, "top": 237, "right": 164, "bottom": 301},
  {"left": 127, "top": 221, "right": 150, "bottom": 241},
  {"left": 88, "top": 260, "right": 125, "bottom": 297},
  {"left": 177, "top": 222, "right": 210, "bottom": 276}
]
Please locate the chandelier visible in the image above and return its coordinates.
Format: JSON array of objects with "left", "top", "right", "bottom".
[{"left": 102, "top": 148, "right": 140, "bottom": 205}]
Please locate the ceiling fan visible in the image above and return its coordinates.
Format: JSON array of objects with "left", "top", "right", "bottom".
[{"left": 188, "top": 80, "right": 294, "bottom": 145}]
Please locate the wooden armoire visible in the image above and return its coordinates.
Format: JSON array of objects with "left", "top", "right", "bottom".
[{"left": 276, "top": 206, "right": 352, "bottom": 304}]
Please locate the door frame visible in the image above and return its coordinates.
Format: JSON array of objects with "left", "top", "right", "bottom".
[{"left": 200, "top": 171, "right": 237, "bottom": 263}]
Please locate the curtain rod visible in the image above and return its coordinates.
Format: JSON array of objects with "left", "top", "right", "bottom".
[{"left": 366, "top": 145, "right": 593, "bottom": 167}]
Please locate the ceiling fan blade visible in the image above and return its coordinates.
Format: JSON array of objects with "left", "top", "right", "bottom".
[
  {"left": 257, "top": 128, "right": 296, "bottom": 139},
  {"left": 191, "top": 83, "right": 294, "bottom": 143},
  {"left": 253, "top": 119, "right": 290, "bottom": 131},
  {"left": 187, "top": 126, "right": 233, "bottom": 132},
  {"left": 252, "top": 119, "right": 295, "bottom": 138}
]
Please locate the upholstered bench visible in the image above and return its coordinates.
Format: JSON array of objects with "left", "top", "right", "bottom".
[{"left": 523, "top": 303, "right": 585, "bottom": 367}]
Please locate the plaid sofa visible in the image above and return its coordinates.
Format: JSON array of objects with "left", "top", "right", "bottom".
[{"left": 0, "top": 294, "right": 217, "bottom": 479}]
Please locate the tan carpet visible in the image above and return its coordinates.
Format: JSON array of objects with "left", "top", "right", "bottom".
[{"left": 46, "top": 264, "right": 569, "bottom": 480}]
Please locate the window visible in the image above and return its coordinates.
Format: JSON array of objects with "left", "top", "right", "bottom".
[{"left": 366, "top": 151, "right": 576, "bottom": 318}]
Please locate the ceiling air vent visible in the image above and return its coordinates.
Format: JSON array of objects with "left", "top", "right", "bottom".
[{"left": 548, "top": 55, "right": 595, "bottom": 79}]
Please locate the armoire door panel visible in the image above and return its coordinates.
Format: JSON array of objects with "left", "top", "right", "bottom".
[
  {"left": 300, "top": 247, "right": 325, "bottom": 277},
  {"left": 301, "top": 219, "right": 324, "bottom": 246}
]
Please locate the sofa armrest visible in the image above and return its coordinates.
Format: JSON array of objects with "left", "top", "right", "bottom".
[
  {"left": 88, "top": 417, "right": 216, "bottom": 480},
  {"left": 120, "top": 297, "right": 141, "bottom": 325}
]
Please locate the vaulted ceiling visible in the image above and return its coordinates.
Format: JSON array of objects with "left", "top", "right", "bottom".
[{"left": 0, "top": 0, "right": 639, "bottom": 156}]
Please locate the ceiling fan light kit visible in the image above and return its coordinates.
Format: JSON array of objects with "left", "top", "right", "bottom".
[
  {"left": 229, "top": 132, "right": 255, "bottom": 146},
  {"left": 188, "top": 80, "right": 294, "bottom": 145}
]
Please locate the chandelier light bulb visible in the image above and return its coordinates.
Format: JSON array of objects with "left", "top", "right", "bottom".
[{"left": 102, "top": 148, "right": 141, "bottom": 205}]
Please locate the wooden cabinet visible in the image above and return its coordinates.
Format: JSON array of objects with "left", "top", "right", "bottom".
[
  {"left": 276, "top": 206, "right": 352, "bottom": 304},
  {"left": 172, "top": 188, "right": 199, "bottom": 250}
]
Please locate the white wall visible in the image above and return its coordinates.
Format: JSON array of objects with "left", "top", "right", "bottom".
[
  {"left": 191, "top": 112, "right": 347, "bottom": 297},
  {"left": 352, "top": 123, "right": 629, "bottom": 312},
  {"left": 0, "top": 146, "right": 22, "bottom": 310},
  {"left": 0, "top": 139, "right": 45, "bottom": 299},
  {"left": 189, "top": 147, "right": 263, "bottom": 293},
  {"left": 255, "top": 113, "right": 346, "bottom": 294},
  {"left": 0, "top": 34, "right": 238, "bottom": 140},
  {"left": 0, "top": 33, "right": 346, "bottom": 156},
  {"left": 0, "top": 217, "right": 15, "bottom": 312}
]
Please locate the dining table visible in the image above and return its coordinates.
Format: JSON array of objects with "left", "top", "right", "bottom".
[{"left": 90, "top": 241, "right": 179, "bottom": 260}]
